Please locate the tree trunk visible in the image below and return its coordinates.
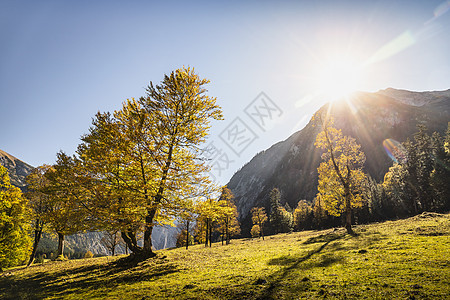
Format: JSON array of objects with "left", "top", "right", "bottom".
[
  {"left": 121, "top": 230, "right": 141, "bottom": 254},
  {"left": 226, "top": 220, "right": 230, "bottom": 245},
  {"left": 27, "top": 219, "right": 43, "bottom": 266},
  {"left": 260, "top": 222, "right": 264, "bottom": 240},
  {"left": 209, "top": 222, "right": 212, "bottom": 248},
  {"left": 205, "top": 220, "right": 209, "bottom": 247},
  {"left": 57, "top": 232, "right": 65, "bottom": 257},
  {"left": 186, "top": 220, "right": 190, "bottom": 250},
  {"left": 344, "top": 187, "right": 354, "bottom": 235},
  {"left": 112, "top": 233, "right": 116, "bottom": 256},
  {"left": 143, "top": 215, "right": 156, "bottom": 258}
]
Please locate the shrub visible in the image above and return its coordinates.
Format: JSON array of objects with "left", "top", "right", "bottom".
[
  {"left": 84, "top": 251, "right": 94, "bottom": 259},
  {"left": 251, "top": 225, "right": 261, "bottom": 238}
]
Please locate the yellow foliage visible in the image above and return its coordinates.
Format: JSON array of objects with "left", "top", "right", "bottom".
[{"left": 315, "top": 117, "right": 367, "bottom": 217}]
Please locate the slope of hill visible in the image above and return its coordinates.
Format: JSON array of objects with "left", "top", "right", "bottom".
[
  {"left": 0, "top": 149, "right": 34, "bottom": 190},
  {"left": 1, "top": 213, "right": 448, "bottom": 299},
  {"left": 227, "top": 89, "right": 450, "bottom": 234}
]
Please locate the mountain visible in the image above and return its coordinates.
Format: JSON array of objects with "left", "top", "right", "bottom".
[
  {"left": 0, "top": 149, "right": 34, "bottom": 191},
  {"left": 227, "top": 88, "right": 450, "bottom": 235}
]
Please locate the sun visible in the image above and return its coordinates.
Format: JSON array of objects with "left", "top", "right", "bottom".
[{"left": 312, "top": 57, "right": 364, "bottom": 102}]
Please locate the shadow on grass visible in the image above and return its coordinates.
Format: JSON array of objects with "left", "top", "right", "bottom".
[
  {"left": 0, "top": 255, "right": 180, "bottom": 300},
  {"left": 256, "top": 232, "right": 344, "bottom": 300}
]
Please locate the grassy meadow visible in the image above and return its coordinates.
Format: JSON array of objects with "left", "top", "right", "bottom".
[{"left": 1, "top": 212, "right": 449, "bottom": 299}]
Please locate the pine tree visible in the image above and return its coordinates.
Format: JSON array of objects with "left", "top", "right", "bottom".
[
  {"left": 269, "top": 188, "right": 283, "bottom": 234},
  {"left": 0, "top": 165, "right": 31, "bottom": 271},
  {"left": 430, "top": 128, "right": 450, "bottom": 211}
]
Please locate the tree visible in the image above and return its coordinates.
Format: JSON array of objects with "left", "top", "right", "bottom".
[
  {"left": 251, "top": 207, "right": 268, "bottom": 240},
  {"left": 293, "top": 200, "right": 312, "bottom": 231},
  {"left": 25, "top": 165, "right": 53, "bottom": 266},
  {"left": 430, "top": 126, "right": 450, "bottom": 211},
  {"left": 77, "top": 104, "right": 152, "bottom": 255},
  {"left": 250, "top": 225, "right": 261, "bottom": 238},
  {"left": 175, "top": 227, "right": 194, "bottom": 249},
  {"left": 197, "top": 197, "right": 223, "bottom": 247},
  {"left": 0, "top": 165, "right": 31, "bottom": 271},
  {"left": 312, "top": 195, "right": 329, "bottom": 229},
  {"left": 279, "top": 206, "right": 294, "bottom": 233},
  {"left": 315, "top": 116, "right": 366, "bottom": 234},
  {"left": 138, "top": 67, "right": 222, "bottom": 257},
  {"left": 78, "top": 67, "right": 223, "bottom": 258},
  {"left": 44, "top": 152, "right": 88, "bottom": 258},
  {"left": 100, "top": 230, "right": 124, "bottom": 256},
  {"left": 176, "top": 201, "right": 196, "bottom": 250},
  {"left": 406, "top": 125, "right": 434, "bottom": 212},
  {"left": 269, "top": 188, "right": 283, "bottom": 234},
  {"left": 217, "top": 187, "right": 240, "bottom": 245}
]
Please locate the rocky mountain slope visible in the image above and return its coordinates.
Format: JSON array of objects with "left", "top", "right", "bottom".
[
  {"left": 0, "top": 149, "right": 34, "bottom": 191},
  {"left": 227, "top": 89, "right": 450, "bottom": 235}
]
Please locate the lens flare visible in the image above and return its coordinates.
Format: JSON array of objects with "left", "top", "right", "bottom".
[{"left": 383, "top": 139, "right": 406, "bottom": 163}]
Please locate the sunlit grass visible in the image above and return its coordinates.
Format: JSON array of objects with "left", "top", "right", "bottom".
[{"left": 1, "top": 213, "right": 449, "bottom": 299}]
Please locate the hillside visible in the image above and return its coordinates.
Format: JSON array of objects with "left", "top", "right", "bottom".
[
  {"left": 1, "top": 213, "right": 448, "bottom": 299},
  {"left": 0, "top": 149, "right": 34, "bottom": 190},
  {"left": 227, "top": 89, "right": 450, "bottom": 234}
]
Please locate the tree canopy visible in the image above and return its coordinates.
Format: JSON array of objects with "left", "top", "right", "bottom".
[
  {"left": 0, "top": 165, "right": 31, "bottom": 270},
  {"left": 315, "top": 115, "right": 366, "bottom": 234}
]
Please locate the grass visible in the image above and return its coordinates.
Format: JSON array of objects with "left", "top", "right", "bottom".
[{"left": 1, "top": 212, "right": 449, "bottom": 299}]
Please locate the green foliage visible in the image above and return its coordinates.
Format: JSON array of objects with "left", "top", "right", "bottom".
[
  {"left": 269, "top": 188, "right": 282, "bottom": 233},
  {"left": 0, "top": 165, "right": 31, "bottom": 270},
  {"left": 382, "top": 124, "right": 450, "bottom": 215},
  {"left": 293, "top": 200, "right": 313, "bottom": 231},
  {"left": 268, "top": 188, "right": 293, "bottom": 234}
]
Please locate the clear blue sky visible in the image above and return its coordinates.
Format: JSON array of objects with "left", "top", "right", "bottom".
[{"left": 1, "top": 0, "right": 449, "bottom": 184}]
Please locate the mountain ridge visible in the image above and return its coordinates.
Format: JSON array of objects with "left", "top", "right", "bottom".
[
  {"left": 227, "top": 88, "right": 450, "bottom": 235},
  {"left": 0, "top": 149, "right": 34, "bottom": 190}
]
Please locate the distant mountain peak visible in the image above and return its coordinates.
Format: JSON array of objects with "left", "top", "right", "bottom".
[
  {"left": 0, "top": 149, "right": 34, "bottom": 189},
  {"left": 377, "top": 87, "right": 450, "bottom": 107}
]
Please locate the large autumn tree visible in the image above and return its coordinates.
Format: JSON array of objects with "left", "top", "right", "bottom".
[
  {"left": 314, "top": 115, "right": 366, "bottom": 234},
  {"left": 79, "top": 67, "right": 222, "bottom": 258},
  {"left": 0, "top": 165, "right": 31, "bottom": 271}
]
